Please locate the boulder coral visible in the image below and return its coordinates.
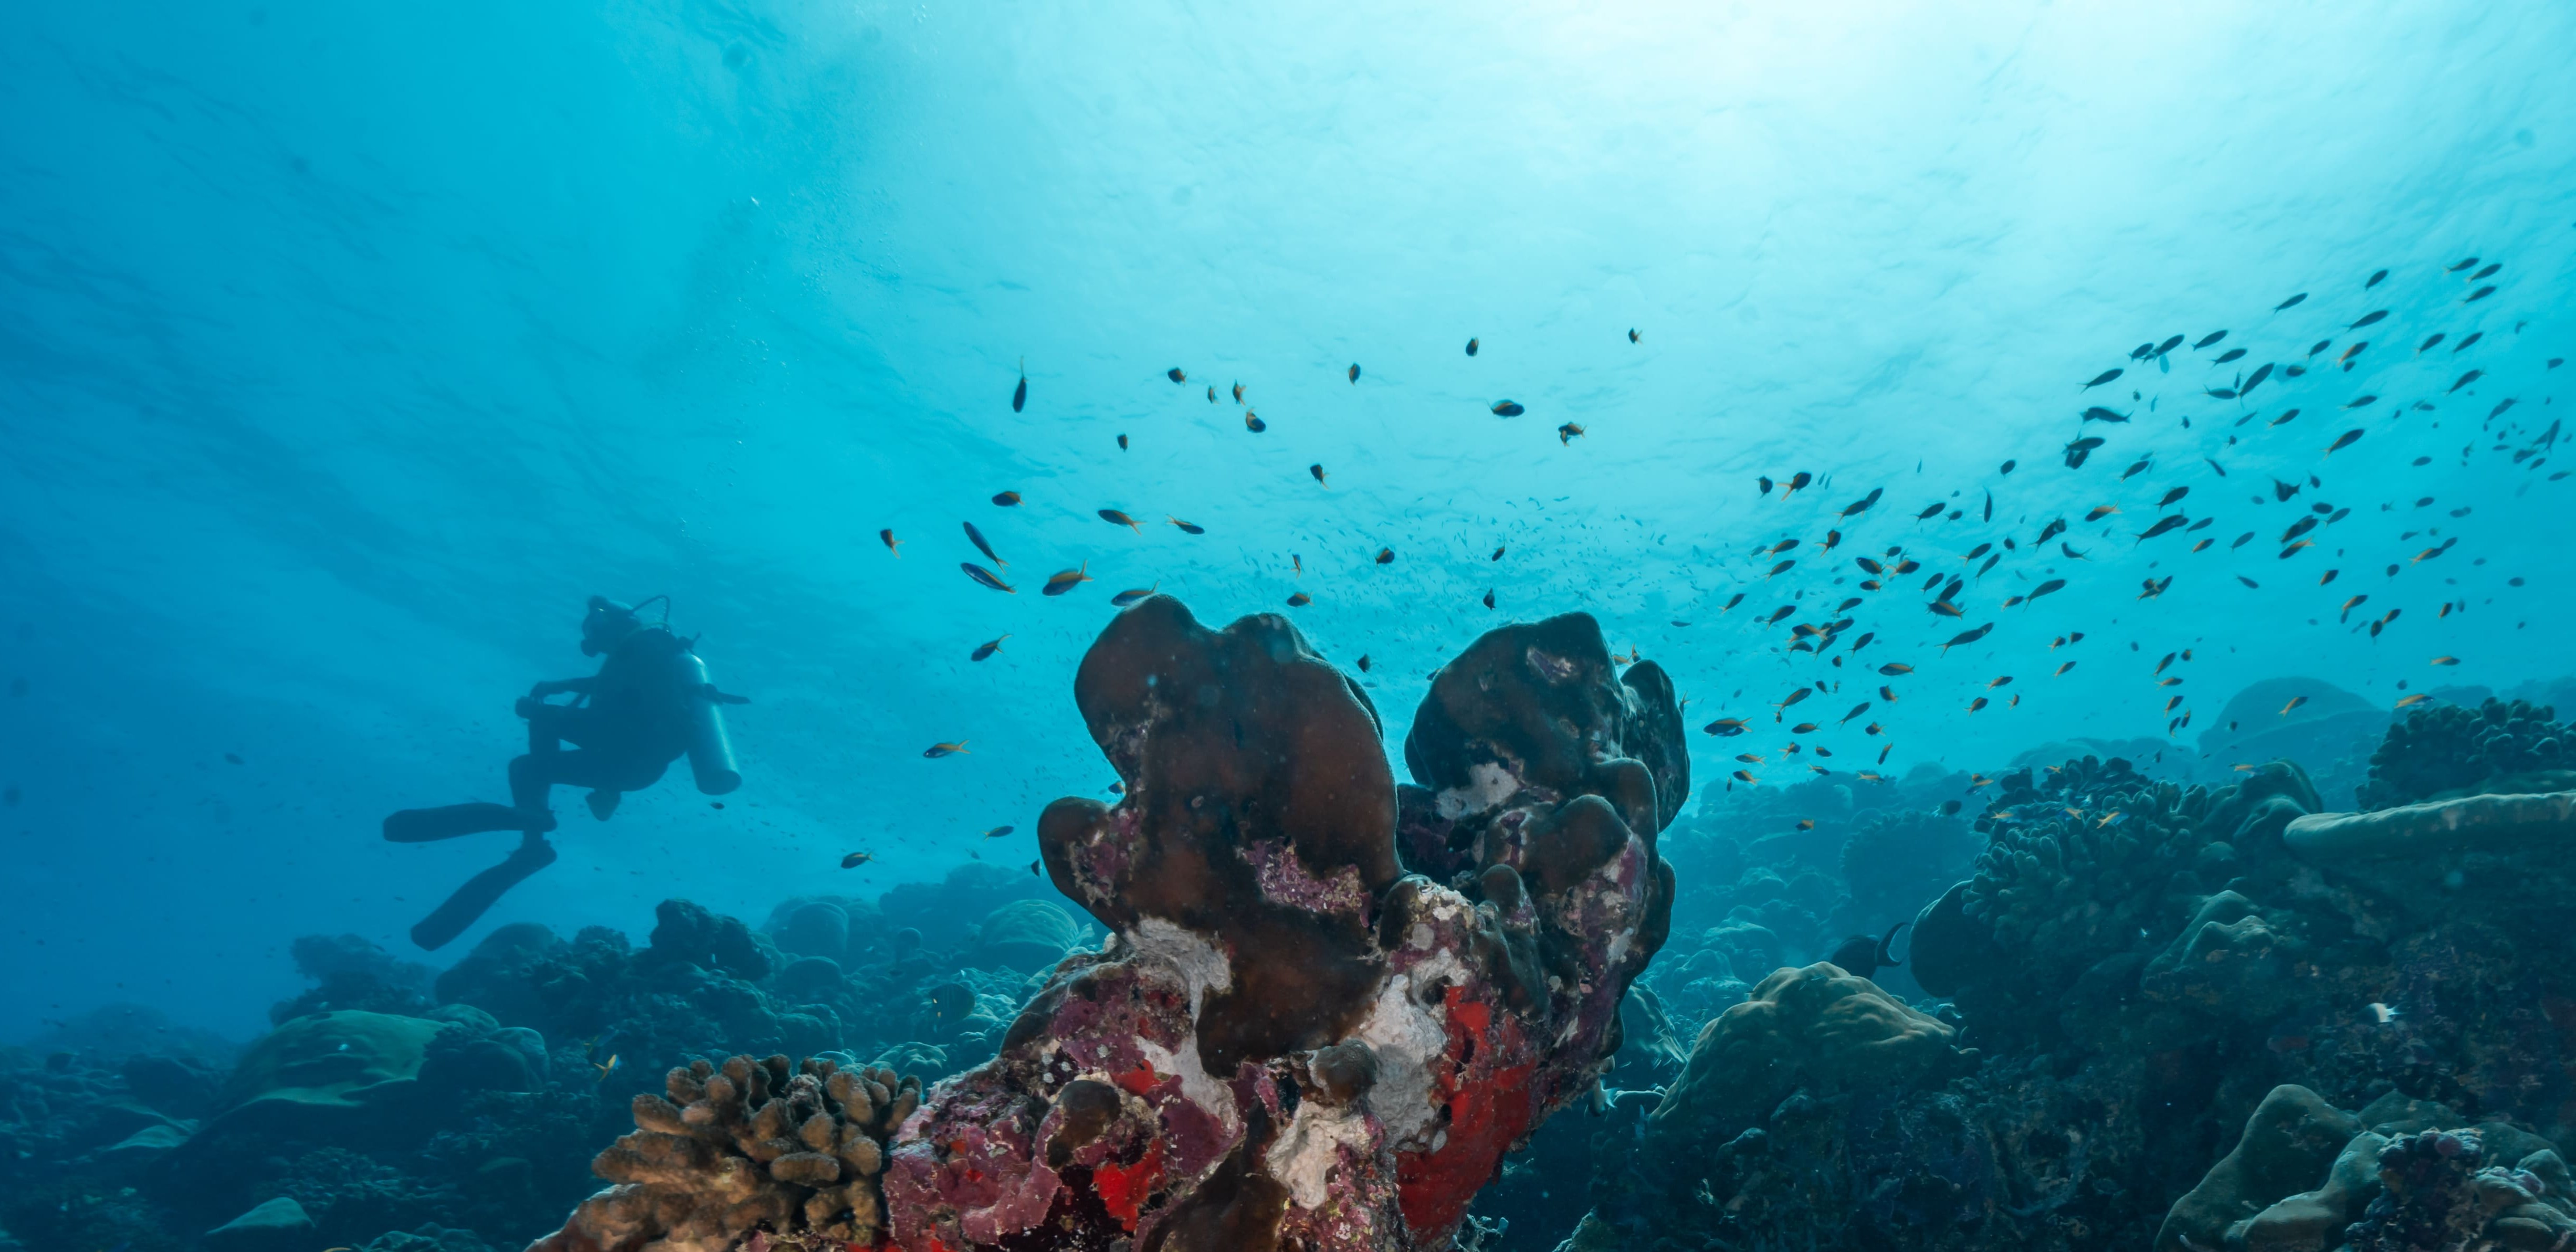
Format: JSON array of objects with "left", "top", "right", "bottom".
[
  {"left": 1560, "top": 964, "right": 1979, "bottom": 1252},
  {"left": 527, "top": 1054, "right": 918, "bottom": 1252}
]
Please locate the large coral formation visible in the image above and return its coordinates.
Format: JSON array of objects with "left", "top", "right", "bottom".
[
  {"left": 1563, "top": 964, "right": 1981, "bottom": 1252},
  {"left": 528, "top": 1055, "right": 916, "bottom": 1252},
  {"left": 858, "top": 597, "right": 1679, "bottom": 1251},
  {"left": 2359, "top": 698, "right": 2576, "bottom": 810},
  {"left": 2284, "top": 788, "right": 2576, "bottom": 923}
]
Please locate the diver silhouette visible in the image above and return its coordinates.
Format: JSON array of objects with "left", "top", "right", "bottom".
[{"left": 384, "top": 595, "right": 746, "bottom": 951}]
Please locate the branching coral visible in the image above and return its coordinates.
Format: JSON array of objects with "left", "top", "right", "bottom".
[
  {"left": 529, "top": 1054, "right": 917, "bottom": 1252},
  {"left": 2359, "top": 698, "right": 2575, "bottom": 810}
]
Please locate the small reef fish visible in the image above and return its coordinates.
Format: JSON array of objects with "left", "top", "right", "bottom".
[
  {"left": 1168, "top": 517, "right": 1205, "bottom": 534},
  {"left": 1376, "top": 547, "right": 1395, "bottom": 564},
  {"left": 984, "top": 825, "right": 1014, "bottom": 838},
  {"left": 1310, "top": 464, "right": 1328, "bottom": 485},
  {"left": 1013, "top": 359, "right": 1027, "bottom": 413},
  {"left": 1098, "top": 509, "right": 1142, "bottom": 532},
  {"left": 1167, "top": 367, "right": 1187, "bottom": 383},
  {"left": 2082, "top": 369, "right": 2123, "bottom": 390},
  {"left": 1111, "top": 586, "right": 1158, "bottom": 607},
  {"left": 1043, "top": 564, "right": 1093, "bottom": 596},
  {"left": 961, "top": 563, "right": 1015, "bottom": 593},
  {"left": 839, "top": 851, "right": 874, "bottom": 869},
  {"left": 1465, "top": 338, "right": 1479, "bottom": 356},
  {"left": 1245, "top": 412, "right": 1266, "bottom": 432},
  {"left": 1233, "top": 382, "right": 1245, "bottom": 402},
  {"left": 1357, "top": 655, "right": 1371, "bottom": 671},
  {"left": 1206, "top": 385, "right": 1215, "bottom": 403},
  {"left": 971, "top": 635, "right": 1009, "bottom": 661},
  {"left": 963, "top": 521, "right": 1005, "bottom": 565},
  {"left": 1491, "top": 399, "right": 1525, "bottom": 417},
  {"left": 991, "top": 490, "right": 1022, "bottom": 507},
  {"left": 1628, "top": 328, "right": 1641, "bottom": 343},
  {"left": 1703, "top": 718, "right": 1749, "bottom": 737},
  {"left": 593, "top": 1054, "right": 620, "bottom": 1082},
  {"left": 1558, "top": 423, "right": 1585, "bottom": 444},
  {"left": 2274, "top": 293, "right": 2307, "bottom": 310},
  {"left": 1286, "top": 592, "right": 1311, "bottom": 607},
  {"left": 878, "top": 529, "right": 901, "bottom": 556},
  {"left": 1348, "top": 363, "right": 1361, "bottom": 383},
  {"left": 923, "top": 741, "right": 969, "bottom": 757}
]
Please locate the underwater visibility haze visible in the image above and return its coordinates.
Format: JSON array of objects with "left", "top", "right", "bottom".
[{"left": 5, "top": 2, "right": 2576, "bottom": 1250}]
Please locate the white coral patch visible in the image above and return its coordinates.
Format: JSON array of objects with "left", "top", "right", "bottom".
[
  {"left": 1263, "top": 1099, "right": 1374, "bottom": 1210},
  {"left": 1436, "top": 761, "right": 1520, "bottom": 819},
  {"left": 1353, "top": 947, "right": 1469, "bottom": 1149},
  {"left": 1123, "top": 919, "right": 1242, "bottom": 1133}
]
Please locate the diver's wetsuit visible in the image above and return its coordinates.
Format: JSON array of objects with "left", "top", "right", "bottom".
[{"left": 386, "top": 617, "right": 702, "bottom": 951}]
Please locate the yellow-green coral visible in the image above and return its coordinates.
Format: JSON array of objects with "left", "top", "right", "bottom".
[{"left": 536, "top": 1054, "right": 918, "bottom": 1252}]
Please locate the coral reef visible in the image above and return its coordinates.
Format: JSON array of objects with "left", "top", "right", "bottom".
[
  {"left": 2359, "top": 697, "right": 2576, "bottom": 810},
  {"left": 527, "top": 1054, "right": 916, "bottom": 1252}
]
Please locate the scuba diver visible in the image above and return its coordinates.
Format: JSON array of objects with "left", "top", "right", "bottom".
[{"left": 384, "top": 595, "right": 745, "bottom": 951}]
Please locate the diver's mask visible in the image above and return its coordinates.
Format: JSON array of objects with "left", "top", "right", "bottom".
[{"left": 580, "top": 596, "right": 640, "bottom": 657}]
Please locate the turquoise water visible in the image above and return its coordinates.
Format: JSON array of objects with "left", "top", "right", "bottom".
[{"left": 3, "top": 0, "right": 2570, "bottom": 1046}]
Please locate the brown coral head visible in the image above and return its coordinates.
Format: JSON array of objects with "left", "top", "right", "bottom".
[
  {"left": 1403, "top": 613, "right": 1688, "bottom": 835},
  {"left": 1037, "top": 593, "right": 1401, "bottom": 1072}
]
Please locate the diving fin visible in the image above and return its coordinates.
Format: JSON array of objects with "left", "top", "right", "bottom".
[
  {"left": 410, "top": 837, "right": 560, "bottom": 951},
  {"left": 383, "top": 803, "right": 556, "bottom": 843}
]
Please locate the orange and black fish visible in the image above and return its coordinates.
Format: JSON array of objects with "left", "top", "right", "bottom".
[
  {"left": 971, "top": 635, "right": 1009, "bottom": 661},
  {"left": 1375, "top": 547, "right": 1395, "bottom": 564},
  {"left": 961, "top": 563, "right": 1014, "bottom": 593},
  {"left": 1558, "top": 423, "right": 1585, "bottom": 444},
  {"left": 1704, "top": 718, "right": 1749, "bottom": 737},
  {"left": 963, "top": 521, "right": 1006, "bottom": 565},
  {"left": 1244, "top": 412, "right": 1266, "bottom": 432},
  {"left": 1167, "top": 367, "right": 1187, "bottom": 383},
  {"left": 1348, "top": 363, "right": 1361, "bottom": 383},
  {"left": 1465, "top": 338, "right": 1479, "bottom": 356},
  {"left": 1310, "top": 464, "right": 1328, "bottom": 486},
  {"left": 923, "top": 741, "right": 970, "bottom": 758},
  {"left": 840, "top": 851, "right": 874, "bottom": 869},
  {"left": 879, "top": 529, "right": 901, "bottom": 556},
  {"left": 1628, "top": 328, "right": 1640, "bottom": 343},
  {"left": 1233, "top": 382, "right": 1245, "bottom": 403},
  {"left": 1117, "top": 433, "right": 1128, "bottom": 449},
  {"left": 1111, "top": 585, "right": 1158, "bottom": 607},
  {"left": 991, "top": 490, "right": 1022, "bottom": 507},
  {"left": 1878, "top": 663, "right": 1913, "bottom": 676},
  {"left": 1940, "top": 624, "right": 1993, "bottom": 654},
  {"left": 2086, "top": 504, "right": 2120, "bottom": 522},
  {"left": 2326, "top": 429, "right": 2363, "bottom": 456},
  {"left": 1042, "top": 564, "right": 1093, "bottom": 596},
  {"left": 1169, "top": 517, "right": 1205, "bottom": 534},
  {"left": 1286, "top": 592, "right": 1311, "bottom": 607},
  {"left": 1492, "top": 546, "right": 1507, "bottom": 561},
  {"left": 1098, "top": 509, "right": 1142, "bottom": 532},
  {"left": 1491, "top": 399, "right": 1525, "bottom": 417}
]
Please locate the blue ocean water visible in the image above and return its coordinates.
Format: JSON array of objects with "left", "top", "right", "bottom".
[{"left": 3, "top": 0, "right": 2571, "bottom": 1059}]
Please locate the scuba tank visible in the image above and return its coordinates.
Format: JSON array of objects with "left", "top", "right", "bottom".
[{"left": 679, "top": 649, "right": 743, "bottom": 795}]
